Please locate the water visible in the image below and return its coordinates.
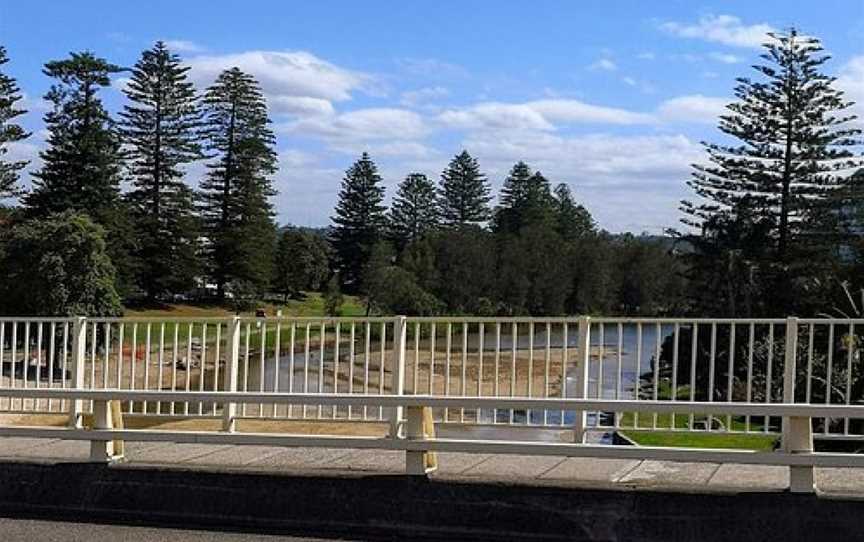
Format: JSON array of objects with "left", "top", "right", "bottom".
[{"left": 252, "top": 322, "right": 673, "bottom": 427}]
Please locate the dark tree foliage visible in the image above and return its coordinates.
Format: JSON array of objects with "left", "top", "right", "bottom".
[
  {"left": 25, "top": 52, "right": 123, "bottom": 221},
  {"left": 273, "top": 228, "right": 330, "bottom": 301},
  {"left": 494, "top": 161, "right": 555, "bottom": 235},
  {"left": 677, "top": 29, "right": 863, "bottom": 316},
  {"left": 0, "top": 46, "right": 29, "bottom": 200},
  {"left": 199, "top": 67, "right": 278, "bottom": 299},
  {"left": 329, "top": 152, "right": 387, "bottom": 291},
  {"left": 120, "top": 42, "right": 203, "bottom": 300},
  {"left": 388, "top": 172, "right": 438, "bottom": 248},
  {"left": 0, "top": 212, "right": 122, "bottom": 316},
  {"left": 323, "top": 273, "right": 344, "bottom": 317},
  {"left": 438, "top": 150, "right": 491, "bottom": 226},
  {"left": 553, "top": 183, "right": 594, "bottom": 240}
]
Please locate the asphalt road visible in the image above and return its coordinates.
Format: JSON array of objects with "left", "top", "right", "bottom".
[{"left": 0, "top": 517, "right": 357, "bottom": 542}]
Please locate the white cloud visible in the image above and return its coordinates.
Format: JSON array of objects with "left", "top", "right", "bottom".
[
  {"left": 589, "top": 58, "right": 618, "bottom": 72},
  {"left": 163, "top": 39, "right": 205, "bottom": 53},
  {"left": 438, "top": 99, "right": 654, "bottom": 132},
  {"left": 268, "top": 96, "right": 334, "bottom": 117},
  {"left": 708, "top": 52, "right": 741, "bottom": 64},
  {"left": 399, "top": 86, "right": 450, "bottom": 107},
  {"left": 658, "top": 95, "right": 729, "bottom": 124},
  {"left": 184, "top": 50, "right": 370, "bottom": 117},
  {"left": 660, "top": 14, "right": 775, "bottom": 48},
  {"left": 837, "top": 55, "right": 864, "bottom": 126},
  {"left": 622, "top": 76, "right": 637, "bottom": 86},
  {"left": 637, "top": 52, "right": 656, "bottom": 60},
  {"left": 284, "top": 108, "right": 428, "bottom": 142}
]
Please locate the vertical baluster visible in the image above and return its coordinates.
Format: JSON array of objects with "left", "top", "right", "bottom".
[
  {"left": 510, "top": 322, "right": 517, "bottom": 425},
  {"left": 765, "top": 324, "right": 774, "bottom": 433},
  {"left": 560, "top": 322, "right": 568, "bottom": 427},
  {"left": 0, "top": 323, "right": 5, "bottom": 411},
  {"left": 689, "top": 322, "right": 698, "bottom": 431},
  {"left": 653, "top": 322, "right": 660, "bottom": 430},
  {"left": 707, "top": 323, "right": 716, "bottom": 431},
  {"left": 429, "top": 323, "right": 436, "bottom": 395},
  {"left": 185, "top": 323, "right": 192, "bottom": 415},
  {"left": 460, "top": 321, "right": 467, "bottom": 423},
  {"left": 845, "top": 323, "right": 854, "bottom": 435},
  {"left": 130, "top": 323, "right": 137, "bottom": 413},
  {"left": 260, "top": 320, "right": 268, "bottom": 417},
  {"left": 143, "top": 324, "right": 151, "bottom": 414},
  {"left": 48, "top": 322, "right": 56, "bottom": 412},
  {"left": 597, "top": 323, "right": 604, "bottom": 427},
  {"left": 61, "top": 322, "right": 69, "bottom": 412},
  {"left": 528, "top": 321, "right": 535, "bottom": 424},
  {"left": 35, "top": 322, "right": 43, "bottom": 412},
  {"left": 212, "top": 322, "right": 221, "bottom": 416},
  {"left": 347, "top": 322, "right": 355, "bottom": 419},
  {"left": 332, "top": 322, "right": 340, "bottom": 419},
  {"left": 494, "top": 322, "right": 501, "bottom": 424},
  {"left": 157, "top": 323, "right": 165, "bottom": 413},
  {"left": 274, "top": 319, "right": 282, "bottom": 417},
  {"left": 671, "top": 323, "right": 680, "bottom": 430},
  {"left": 11, "top": 322, "right": 18, "bottom": 411},
  {"left": 805, "top": 323, "right": 814, "bottom": 404},
  {"left": 726, "top": 323, "right": 736, "bottom": 431},
  {"left": 304, "top": 323, "right": 311, "bottom": 419},
  {"left": 634, "top": 323, "right": 641, "bottom": 429},
  {"left": 319, "top": 321, "right": 326, "bottom": 419},
  {"left": 413, "top": 322, "right": 420, "bottom": 395},
  {"left": 171, "top": 324, "right": 178, "bottom": 415},
  {"left": 544, "top": 321, "right": 551, "bottom": 425},
  {"left": 477, "top": 322, "right": 484, "bottom": 423},
  {"left": 614, "top": 322, "right": 622, "bottom": 428},
  {"left": 825, "top": 324, "right": 835, "bottom": 435},
  {"left": 23, "top": 322, "right": 30, "bottom": 412},
  {"left": 378, "top": 321, "right": 386, "bottom": 420},
  {"left": 746, "top": 322, "right": 754, "bottom": 432},
  {"left": 289, "top": 322, "right": 296, "bottom": 418},
  {"left": 89, "top": 322, "right": 96, "bottom": 412},
  {"left": 363, "top": 322, "right": 370, "bottom": 420},
  {"left": 116, "top": 323, "right": 124, "bottom": 391},
  {"left": 445, "top": 322, "right": 451, "bottom": 421}
]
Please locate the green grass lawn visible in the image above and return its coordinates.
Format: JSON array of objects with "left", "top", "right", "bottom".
[
  {"left": 620, "top": 429, "right": 778, "bottom": 450},
  {"left": 118, "top": 293, "right": 368, "bottom": 350}
]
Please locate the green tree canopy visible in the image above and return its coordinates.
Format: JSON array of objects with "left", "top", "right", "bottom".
[
  {"left": 199, "top": 67, "right": 278, "bottom": 299},
  {"left": 0, "top": 212, "right": 121, "bottom": 316},
  {"left": 438, "top": 150, "right": 491, "bottom": 226},
  {"left": 273, "top": 228, "right": 331, "bottom": 300},
  {"left": 678, "top": 29, "right": 863, "bottom": 316},
  {"left": 120, "top": 41, "right": 203, "bottom": 300},
  {"left": 329, "top": 152, "right": 387, "bottom": 291},
  {"left": 0, "top": 46, "right": 29, "bottom": 200},
  {"left": 388, "top": 172, "right": 438, "bottom": 248}
]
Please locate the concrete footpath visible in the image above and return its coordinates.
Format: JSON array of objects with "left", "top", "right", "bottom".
[{"left": 2, "top": 435, "right": 864, "bottom": 541}]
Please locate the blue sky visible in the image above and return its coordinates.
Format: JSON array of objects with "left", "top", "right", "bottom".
[{"left": 3, "top": 1, "right": 864, "bottom": 232}]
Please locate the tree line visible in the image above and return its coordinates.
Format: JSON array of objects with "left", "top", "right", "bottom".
[{"left": 0, "top": 28, "right": 862, "bottom": 318}]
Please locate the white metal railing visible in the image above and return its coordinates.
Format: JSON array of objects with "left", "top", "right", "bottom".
[
  {"left": 2, "top": 315, "right": 864, "bottom": 439},
  {"left": 0, "top": 387, "right": 857, "bottom": 492}
]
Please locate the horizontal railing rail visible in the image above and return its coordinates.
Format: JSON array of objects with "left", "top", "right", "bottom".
[{"left": 0, "top": 387, "right": 844, "bottom": 493}]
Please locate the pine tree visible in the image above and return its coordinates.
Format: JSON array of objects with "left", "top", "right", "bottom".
[
  {"left": 199, "top": 68, "right": 278, "bottom": 300},
  {"left": 25, "top": 51, "right": 123, "bottom": 221},
  {"left": 329, "top": 152, "right": 387, "bottom": 290},
  {"left": 120, "top": 42, "right": 203, "bottom": 300},
  {"left": 438, "top": 150, "right": 491, "bottom": 226},
  {"left": 678, "top": 29, "right": 863, "bottom": 315},
  {"left": 0, "top": 46, "right": 29, "bottom": 200},
  {"left": 388, "top": 172, "right": 438, "bottom": 248},
  {"left": 553, "top": 183, "right": 594, "bottom": 240},
  {"left": 494, "top": 161, "right": 555, "bottom": 234}
]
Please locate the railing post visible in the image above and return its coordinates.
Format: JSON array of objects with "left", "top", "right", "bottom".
[
  {"left": 390, "top": 316, "right": 407, "bottom": 439},
  {"left": 68, "top": 316, "right": 87, "bottom": 429},
  {"left": 573, "top": 316, "right": 591, "bottom": 444},
  {"left": 89, "top": 398, "right": 114, "bottom": 462},
  {"left": 781, "top": 316, "right": 813, "bottom": 492},
  {"left": 222, "top": 316, "right": 241, "bottom": 433},
  {"left": 405, "top": 405, "right": 436, "bottom": 475}
]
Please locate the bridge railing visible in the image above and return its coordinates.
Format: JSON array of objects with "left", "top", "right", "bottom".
[
  {"left": 0, "top": 387, "right": 859, "bottom": 492},
  {"left": 2, "top": 315, "right": 864, "bottom": 439}
]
